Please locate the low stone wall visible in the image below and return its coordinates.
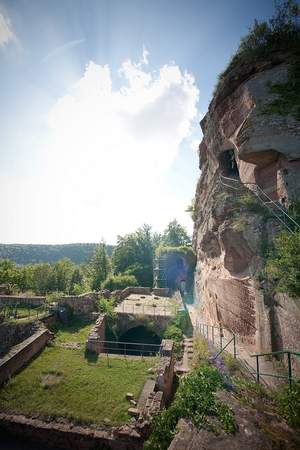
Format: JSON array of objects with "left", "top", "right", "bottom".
[
  {"left": 86, "top": 315, "right": 106, "bottom": 353},
  {"left": 111, "top": 286, "right": 152, "bottom": 300},
  {"left": 0, "top": 321, "right": 39, "bottom": 358},
  {"left": 153, "top": 288, "right": 170, "bottom": 297},
  {"left": 58, "top": 292, "right": 98, "bottom": 315},
  {"left": 0, "top": 295, "right": 46, "bottom": 307},
  {"left": 155, "top": 339, "right": 175, "bottom": 403},
  {"left": 0, "top": 414, "right": 143, "bottom": 450},
  {"left": 0, "top": 327, "right": 53, "bottom": 385}
]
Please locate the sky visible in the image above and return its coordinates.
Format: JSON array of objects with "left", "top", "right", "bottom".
[{"left": 0, "top": 0, "right": 277, "bottom": 245}]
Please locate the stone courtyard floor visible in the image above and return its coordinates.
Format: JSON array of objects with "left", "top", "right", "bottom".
[{"left": 115, "top": 293, "right": 181, "bottom": 316}]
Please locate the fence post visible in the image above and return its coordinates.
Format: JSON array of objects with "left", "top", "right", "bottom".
[
  {"left": 287, "top": 352, "right": 292, "bottom": 389},
  {"left": 212, "top": 326, "right": 214, "bottom": 344},
  {"left": 220, "top": 330, "right": 223, "bottom": 351},
  {"left": 233, "top": 334, "right": 237, "bottom": 359},
  {"left": 256, "top": 355, "right": 260, "bottom": 384}
]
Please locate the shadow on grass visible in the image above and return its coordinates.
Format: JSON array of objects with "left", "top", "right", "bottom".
[
  {"left": 55, "top": 317, "right": 94, "bottom": 335},
  {"left": 84, "top": 349, "right": 99, "bottom": 363}
]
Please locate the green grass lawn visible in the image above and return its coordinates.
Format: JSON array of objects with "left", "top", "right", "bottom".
[
  {"left": 53, "top": 316, "right": 94, "bottom": 344},
  {"left": 0, "top": 345, "right": 156, "bottom": 425}
]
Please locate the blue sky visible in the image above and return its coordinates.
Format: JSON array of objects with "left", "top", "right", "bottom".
[{"left": 0, "top": 0, "right": 276, "bottom": 244}]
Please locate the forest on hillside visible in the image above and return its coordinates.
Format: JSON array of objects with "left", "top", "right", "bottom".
[
  {"left": 0, "top": 243, "right": 114, "bottom": 265},
  {"left": 0, "top": 221, "right": 193, "bottom": 296}
]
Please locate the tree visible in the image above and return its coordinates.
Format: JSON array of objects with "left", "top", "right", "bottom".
[
  {"left": 32, "top": 263, "right": 53, "bottom": 295},
  {"left": 70, "top": 267, "right": 83, "bottom": 294},
  {"left": 102, "top": 274, "right": 138, "bottom": 291},
  {"left": 0, "top": 259, "right": 20, "bottom": 293},
  {"left": 52, "top": 258, "right": 76, "bottom": 293},
  {"left": 88, "top": 242, "right": 110, "bottom": 291},
  {"left": 112, "top": 224, "right": 154, "bottom": 286},
  {"left": 161, "top": 220, "right": 191, "bottom": 247}
]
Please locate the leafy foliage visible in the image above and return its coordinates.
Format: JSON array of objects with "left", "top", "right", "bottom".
[
  {"left": 87, "top": 242, "right": 110, "bottom": 291},
  {"left": 145, "top": 365, "right": 236, "bottom": 450},
  {"left": 264, "top": 230, "right": 300, "bottom": 297},
  {"left": 163, "top": 312, "right": 193, "bottom": 356},
  {"left": 0, "top": 257, "right": 84, "bottom": 295},
  {"left": 101, "top": 273, "right": 138, "bottom": 291},
  {"left": 112, "top": 224, "right": 155, "bottom": 286},
  {"left": 161, "top": 220, "right": 191, "bottom": 247},
  {"left": 276, "top": 380, "right": 300, "bottom": 429},
  {"left": 216, "top": 0, "right": 300, "bottom": 96}
]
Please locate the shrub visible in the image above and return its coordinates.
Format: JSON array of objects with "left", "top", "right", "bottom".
[
  {"left": 192, "top": 334, "right": 209, "bottom": 366},
  {"left": 163, "top": 323, "right": 183, "bottom": 356},
  {"left": 216, "top": 1, "right": 300, "bottom": 96},
  {"left": 264, "top": 230, "right": 300, "bottom": 297},
  {"left": 101, "top": 274, "right": 138, "bottom": 291},
  {"left": 276, "top": 380, "right": 300, "bottom": 429},
  {"left": 145, "top": 365, "right": 236, "bottom": 450}
]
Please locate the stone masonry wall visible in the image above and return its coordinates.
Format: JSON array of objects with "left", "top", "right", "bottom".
[
  {"left": 0, "top": 295, "right": 46, "bottom": 307},
  {"left": 0, "top": 321, "right": 39, "bottom": 357},
  {"left": 86, "top": 315, "right": 106, "bottom": 353},
  {"left": 58, "top": 292, "right": 98, "bottom": 315},
  {"left": 0, "top": 327, "right": 53, "bottom": 385}
]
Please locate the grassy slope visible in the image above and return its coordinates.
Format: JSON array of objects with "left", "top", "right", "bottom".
[
  {"left": 53, "top": 317, "right": 94, "bottom": 344},
  {"left": 0, "top": 346, "right": 155, "bottom": 425}
]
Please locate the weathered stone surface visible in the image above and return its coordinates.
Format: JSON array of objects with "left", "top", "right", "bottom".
[
  {"left": 0, "top": 321, "right": 39, "bottom": 357},
  {"left": 58, "top": 292, "right": 98, "bottom": 315},
  {"left": 193, "top": 56, "right": 300, "bottom": 362},
  {"left": 168, "top": 390, "right": 300, "bottom": 450},
  {"left": 0, "top": 327, "right": 53, "bottom": 385}
]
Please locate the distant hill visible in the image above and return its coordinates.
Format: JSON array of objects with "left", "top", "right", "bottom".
[{"left": 0, "top": 243, "right": 114, "bottom": 265}]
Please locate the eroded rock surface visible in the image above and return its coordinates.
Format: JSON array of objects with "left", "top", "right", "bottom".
[{"left": 193, "top": 54, "right": 300, "bottom": 360}]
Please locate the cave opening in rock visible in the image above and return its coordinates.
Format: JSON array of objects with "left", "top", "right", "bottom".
[
  {"left": 118, "top": 326, "right": 161, "bottom": 355},
  {"left": 219, "top": 149, "right": 239, "bottom": 177}
]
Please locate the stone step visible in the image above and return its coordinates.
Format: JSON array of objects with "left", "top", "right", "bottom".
[{"left": 137, "top": 379, "right": 156, "bottom": 410}]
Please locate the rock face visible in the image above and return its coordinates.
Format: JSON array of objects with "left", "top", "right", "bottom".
[{"left": 193, "top": 55, "right": 300, "bottom": 362}]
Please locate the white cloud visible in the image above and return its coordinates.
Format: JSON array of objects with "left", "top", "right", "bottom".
[
  {"left": 1, "top": 52, "right": 199, "bottom": 244},
  {"left": 0, "top": 13, "right": 15, "bottom": 48},
  {"left": 43, "top": 52, "right": 199, "bottom": 242}
]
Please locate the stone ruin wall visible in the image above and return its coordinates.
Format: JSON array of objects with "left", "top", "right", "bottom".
[
  {"left": 193, "top": 56, "right": 300, "bottom": 359},
  {"left": 0, "top": 320, "right": 40, "bottom": 357},
  {"left": 58, "top": 292, "right": 99, "bottom": 315},
  {"left": 0, "top": 326, "right": 53, "bottom": 385},
  {"left": 0, "top": 295, "right": 46, "bottom": 307}
]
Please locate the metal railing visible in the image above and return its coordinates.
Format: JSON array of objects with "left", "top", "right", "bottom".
[
  {"left": 219, "top": 174, "right": 300, "bottom": 234},
  {"left": 96, "top": 339, "right": 162, "bottom": 359},
  {"left": 0, "top": 303, "right": 50, "bottom": 321},
  {"left": 195, "top": 320, "right": 237, "bottom": 359},
  {"left": 251, "top": 349, "right": 300, "bottom": 388}
]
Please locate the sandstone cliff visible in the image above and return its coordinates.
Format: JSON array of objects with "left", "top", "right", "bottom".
[{"left": 193, "top": 54, "right": 300, "bottom": 361}]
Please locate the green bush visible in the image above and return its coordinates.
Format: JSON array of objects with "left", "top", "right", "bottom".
[
  {"left": 101, "top": 274, "right": 138, "bottom": 291},
  {"left": 216, "top": 1, "right": 300, "bottom": 97},
  {"left": 264, "top": 230, "right": 300, "bottom": 297},
  {"left": 163, "top": 324, "right": 183, "bottom": 356},
  {"left": 276, "top": 380, "right": 300, "bottom": 430},
  {"left": 145, "top": 365, "right": 236, "bottom": 450}
]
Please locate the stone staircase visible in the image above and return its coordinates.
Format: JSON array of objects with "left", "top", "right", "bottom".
[
  {"left": 219, "top": 174, "right": 300, "bottom": 234},
  {"left": 175, "top": 337, "right": 194, "bottom": 375}
]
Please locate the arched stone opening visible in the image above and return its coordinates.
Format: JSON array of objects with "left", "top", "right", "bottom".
[
  {"left": 118, "top": 325, "right": 161, "bottom": 355},
  {"left": 218, "top": 149, "right": 239, "bottom": 178}
]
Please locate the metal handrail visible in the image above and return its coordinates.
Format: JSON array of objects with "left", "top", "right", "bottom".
[
  {"left": 219, "top": 174, "right": 300, "bottom": 233},
  {"left": 195, "top": 320, "right": 237, "bottom": 359},
  {"left": 250, "top": 349, "right": 300, "bottom": 388}
]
